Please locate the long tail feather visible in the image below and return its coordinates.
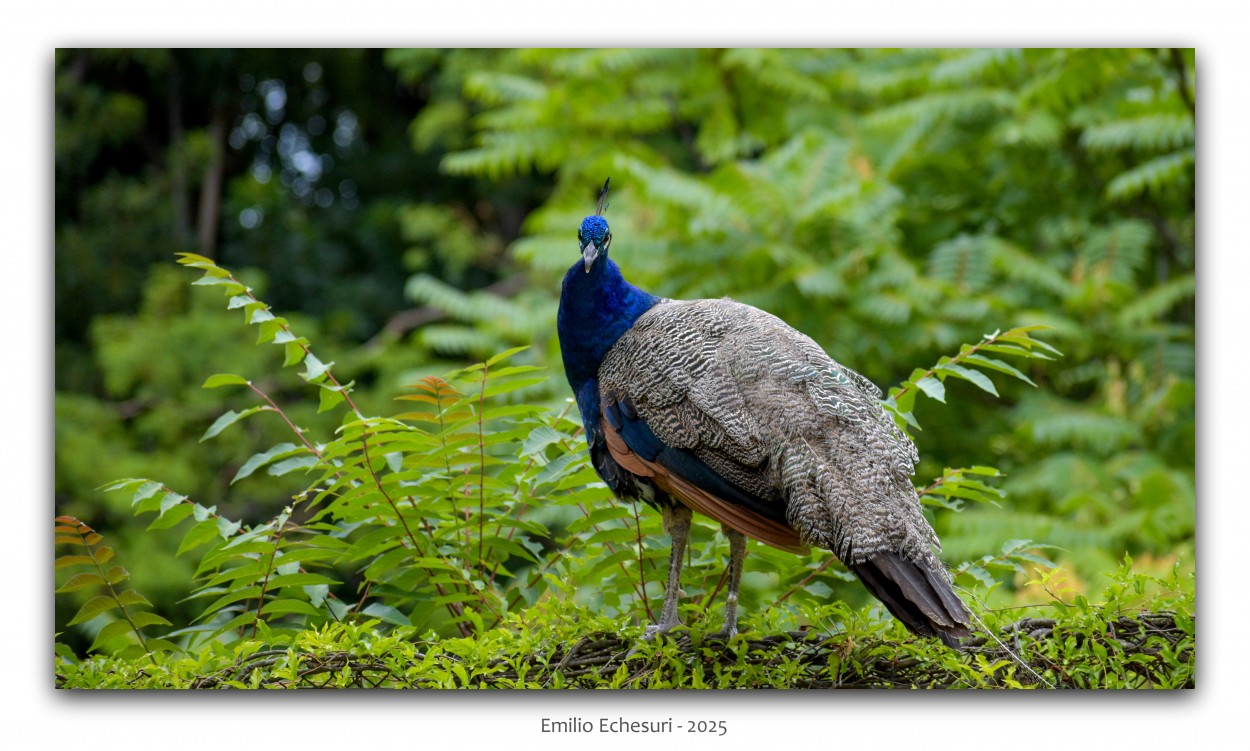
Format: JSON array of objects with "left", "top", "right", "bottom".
[{"left": 851, "top": 553, "right": 972, "bottom": 648}]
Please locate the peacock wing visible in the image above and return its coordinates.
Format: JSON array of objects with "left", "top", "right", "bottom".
[{"left": 599, "top": 298, "right": 926, "bottom": 558}]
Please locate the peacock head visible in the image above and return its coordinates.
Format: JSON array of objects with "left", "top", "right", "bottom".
[{"left": 577, "top": 178, "right": 612, "bottom": 272}]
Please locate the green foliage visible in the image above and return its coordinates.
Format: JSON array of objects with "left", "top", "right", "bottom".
[
  {"left": 55, "top": 563, "right": 1193, "bottom": 689},
  {"left": 883, "top": 325, "right": 1058, "bottom": 432},
  {"left": 87, "top": 257, "right": 638, "bottom": 646}
]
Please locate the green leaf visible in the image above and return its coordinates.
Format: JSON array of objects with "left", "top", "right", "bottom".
[
  {"left": 89, "top": 619, "right": 137, "bottom": 652},
  {"left": 999, "top": 330, "right": 1062, "bottom": 357},
  {"left": 488, "top": 365, "right": 543, "bottom": 377},
  {"left": 192, "top": 275, "right": 248, "bottom": 295},
  {"left": 486, "top": 345, "right": 530, "bottom": 366},
  {"left": 483, "top": 377, "right": 548, "bottom": 398},
  {"left": 129, "top": 611, "right": 173, "bottom": 629},
  {"left": 301, "top": 353, "right": 332, "bottom": 382},
  {"left": 521, "top": 426, "right": 563, "bottom": 456},
  {"left": 962, "top": 354, "right": 1036, "bottom": 386},
  {"left": 936, "top": 362, "right": 999, "bottom": 396},
  {"left": 116, "top": 590, "right": 152, "bottom": 608},
  {"left": 159, "top": 491, "right": 187, "bottom": 513},
  {"left": 1105, "top": 148, "right": 1194, "bottom": 202},
  {"left": 384, "top": 451, "right": 403, "bottom": 473},
  {"left": 913, "top": 375, "right": 946, "bottom": 402},
  {"left": 304, "top": 584, "right": 330, "bottom": 607},
  {"left": 208, "top": 611, "right": 258, "bottom": 641},
  {"left": 67, "top": 595, "right": 119, "bottom": 625},
  {"left": 148, "top": 502, "right": 194, "bottom": 531},
  {"left": 178, "top": 519, "right": 220, "bottom": 556},
  {"left": 362, "top": 603, "right": 413, "bottom": 626},
  {"left": 203, "top": 373, "right": 249, "bottom": 389},
  {"left": 216, "top": 516, "right": 242, "bottom": 539},
  {"left": 268, "top": 455, "right": 319, "bottom": 477},
  {"left": 284, "top": 341, "right": 308, "bottom": 367},
  {"left": 98, "top": 478, "right": 148, "bottom": 493},
  {"left": 319, "top": 384, "right": 346, "bottom": 413},
  {"left": 176, "top": 252, "right": 223, "bottom": 271},
  {"left": 957, "top": 565, "right": 996, "bottom": 589},
  {"left": 587, "top": 528, "right": 638, "bottom": 545},
  {"left": 260, "top": 599, "right": 325, "bottom": 618},
  {"left": 246, "top": 304, "right": 275, "bottom": 324},
  {"left": 266, "top": 572, "right": 337, "bottom": 589},
  {"left": 197, "top": 586, "right": 262, "bottom": 620},
  {"left": 255, "top": 318, "right": 286, "bottom": 344},
  {"left": 893, "top": 387, "right": 917, "bottom": 415},
  {"left": 130, "top": 481, "right": 163, "bottom": 507},
  {"left": 965, "top": 466, "right": 1002, "bottom": 476},
  {"left": 1013, "top": 551, "right": 1057, "bottom": 568},
  {"left": 232, "top": 443, "right": 299, "bottom": 484},
  {"left": 198, "top": 560, "right": 266, "bottom": 587},
  {"left": 201, "top": 407, "right": 269, "bottom": 442},
  {"left": 533, "top": 452, "right": 584, "bottom": 487},
  {"left": 57, "top": 573, "right": 105, "bottom": 593}
]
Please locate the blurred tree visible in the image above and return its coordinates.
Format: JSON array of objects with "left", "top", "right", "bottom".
[
  {"left": 389, "top": 48, "right": 1195, "bottom": 582},
  {"left": 56, "top": 48, "right": 490, "bottom": 390}
]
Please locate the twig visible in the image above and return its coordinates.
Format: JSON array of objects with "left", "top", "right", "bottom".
[
  {"left": 250, "top": 512, "right": 289, "bottom": 639},
  {"left": 477, "top": 367, "right": 488, "bottom": 572},
  {"left": 955, "top": 586, "right": 1056, "bottom": 688},
  {"left": 1167, "top": 48, "right": 1196, "bottom": 116},
  {"left": 769, "top": 557, "right": 838, "bottom": 608},
  {"left": 630, "top": 497, "right": 655, "bottom": 623}
]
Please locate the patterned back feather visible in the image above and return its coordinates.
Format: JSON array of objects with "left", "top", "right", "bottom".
[{"left": 599, "top": 298, "right": 928, "bottom": 561}]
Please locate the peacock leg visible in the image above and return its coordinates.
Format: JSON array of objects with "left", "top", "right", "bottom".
[
  {"left": 711, "top": 527, "right": 746, "bottom": 640},
  {"left": 644, "top": 503, "right": 692, "bottom": 640}
]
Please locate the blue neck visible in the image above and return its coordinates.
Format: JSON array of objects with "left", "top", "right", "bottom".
[{"left": 557, "top": 255, "right": 660, "bottom": 392}]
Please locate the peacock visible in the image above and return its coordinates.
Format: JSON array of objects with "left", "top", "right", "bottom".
[{"left": 556, "top": 179, "right": 971, "bottom": 647}]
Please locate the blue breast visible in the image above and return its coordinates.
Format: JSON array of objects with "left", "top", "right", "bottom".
[{"left": 557, "top": 255, "right": 659, "bottom": 394}]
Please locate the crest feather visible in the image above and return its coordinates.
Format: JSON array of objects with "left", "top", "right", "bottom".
[{"left": 596, "top": 178, "right": 610, "bottom": 216}]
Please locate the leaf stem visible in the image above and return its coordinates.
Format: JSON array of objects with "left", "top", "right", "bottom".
[
  {"left": 477, "top": 367, "right": 488, "bottom": 574},
  {"left": 250, "top": 512, "right": 288, "bottom": 639}
]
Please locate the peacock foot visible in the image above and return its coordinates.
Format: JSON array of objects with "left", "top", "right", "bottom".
[
  {"left": 627, "top": 621, "right": 686, "bottom": 657},
  {"left": 642, "top": 621, "right": 681, "bottom": 641}
]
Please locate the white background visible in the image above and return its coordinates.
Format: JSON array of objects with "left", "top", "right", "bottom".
[{"left": 9, "top": 4, "right": 1229, "bottom": 748}]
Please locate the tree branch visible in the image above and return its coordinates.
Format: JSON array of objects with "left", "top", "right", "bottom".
[{"left": 1167, "top": 48, "right": 1196, "bottom": 116}]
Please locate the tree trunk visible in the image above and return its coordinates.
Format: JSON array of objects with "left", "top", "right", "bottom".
[{"left": 196, "top": 105, "right": 227, "bottom": 259}]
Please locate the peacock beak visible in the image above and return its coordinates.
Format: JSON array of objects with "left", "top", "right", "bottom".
[{"left": 582, "top": 241, "right": 600, "bottom": 272}]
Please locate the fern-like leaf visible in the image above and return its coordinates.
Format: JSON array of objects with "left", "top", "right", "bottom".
[
  {"left": 1105, "top": 148, "right": 1194, "bottom": 202},
  {"left": 55, "top": 516, "right": 175, "bottom": 656}
]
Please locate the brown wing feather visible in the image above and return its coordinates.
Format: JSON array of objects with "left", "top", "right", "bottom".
[{"left": 603, "top": 419, "right": 808, "bottom": 554}]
